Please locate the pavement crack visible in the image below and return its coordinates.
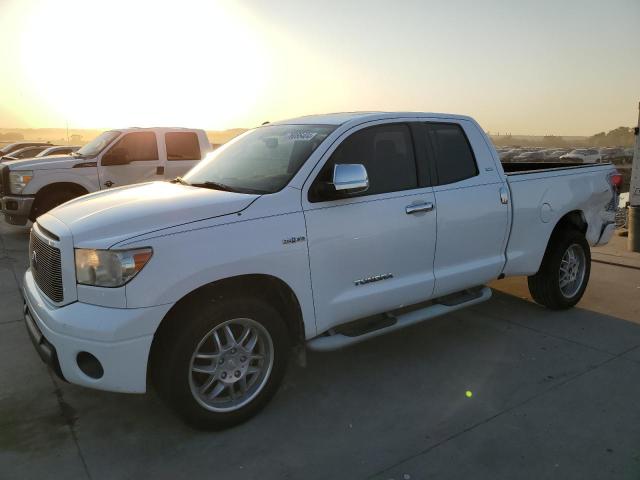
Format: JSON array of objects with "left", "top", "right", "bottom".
[
  {"left": 48, "top": 370, "right": 93, "bottom": 480},
  {"left": 0, "top": 318, "right": 23, "bottom": 325},
  {"left": 367, "top": 344, "right": 638, "bottom": 479}
]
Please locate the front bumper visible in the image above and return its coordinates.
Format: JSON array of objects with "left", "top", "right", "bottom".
[
  {"left": 2, "top": 195, "right": 34, "bottom": 225},
  {"left": 23, "top": 269, "right": 172, "bottom": 393}
]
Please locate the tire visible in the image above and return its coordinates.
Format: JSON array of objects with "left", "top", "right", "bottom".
[
  {"left": 527, "top": 228, "right": 591, "bottom": 310},
  {"left": 30, "top": 190, "right": 79, "bottom": 221},
  {"left": 153, "top": 296, "right": 290, "bottom": 430}
]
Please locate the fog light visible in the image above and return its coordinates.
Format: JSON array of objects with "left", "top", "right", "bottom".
[{"left": 77, "top": 352, "right": 104, "bottom": 379}]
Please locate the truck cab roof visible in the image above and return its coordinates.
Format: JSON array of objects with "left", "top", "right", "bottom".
[{"left": 270, "top": 111, "right": 475, "bottom": 127}]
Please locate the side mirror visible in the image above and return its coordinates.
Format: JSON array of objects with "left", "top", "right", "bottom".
[
  {"left": 102, "top": 147, "right": 130, "bottom": 166},
  {"left": 331, "top": 163, "right": 369, "bottom": 194}
]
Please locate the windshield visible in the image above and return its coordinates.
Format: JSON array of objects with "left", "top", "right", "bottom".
[
  {"left": 183, "top": 124, "right": 336, "bottom": 194},
  {"left": 76, "top": 130, "right": 121, "bottom": 157}
]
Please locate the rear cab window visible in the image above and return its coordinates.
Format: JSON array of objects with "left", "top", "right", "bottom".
[
  {"left": 165, "top": 132, "right": 202, "bottom": 161},
  {"left": 425, "top": 123, "right": 478, "bottom": 186}
]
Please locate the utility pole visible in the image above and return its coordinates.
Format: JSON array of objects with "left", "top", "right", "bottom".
[{"left": 628, "top": 101, "right": 640, "bottom": 252}]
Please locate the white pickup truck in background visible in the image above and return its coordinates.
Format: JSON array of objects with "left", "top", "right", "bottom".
[
  {"left": 0, "top": 127, "right": 211, "bottom": 225},
  {"left": 22, "top": 112, "right": 620, "bottom": 429}
]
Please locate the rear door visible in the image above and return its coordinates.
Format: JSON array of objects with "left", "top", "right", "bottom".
[
  {"left": 302, "top": 121, "right": 438, "bottom": 334},
  {"left": 98, "top": 131, "right": 164, "bottom": 189},
  {"left": 163, "top": 131, "right": 204, "bottom": 179},
  {"left": 418, "top": 120, "right": 510, "bottom": 297}
]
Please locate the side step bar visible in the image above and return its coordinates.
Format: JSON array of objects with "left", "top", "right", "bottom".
[{"left": 307, "top": 286, "right": 492, "bottom": 352}]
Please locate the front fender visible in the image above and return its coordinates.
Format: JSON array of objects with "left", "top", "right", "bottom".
[
  {"left": 24, "top": 168, "right": 99, "bottom": 196},
  {"left": 121, "top": 213, "right": 317, "bottom": 338}
]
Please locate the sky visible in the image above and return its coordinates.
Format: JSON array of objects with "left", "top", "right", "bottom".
[{"left": 0, "top": 0, "right": 638, "bottom": 136}]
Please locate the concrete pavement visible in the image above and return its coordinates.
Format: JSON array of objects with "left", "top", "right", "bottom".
[{"left": 1, "top": 222, "right": 640, "bottom": 480}]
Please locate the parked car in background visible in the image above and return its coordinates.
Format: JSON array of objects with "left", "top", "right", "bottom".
[
  {"left": 21, "top": 112, "right": 620, "bottom": 429},
  {"left": 36, "top": 145, "right": 81, "bottom": 157},
  {"left": 498, "top": 148, "right": 521, "bottom": 162},
  {"left": 0, "top": 127, "right": 212, "bottom": 225},
  {"left": 1, "top": 145, "right": 51, "bottom": 161},
  {"left": 543, "top": 149, "right": 570, "bottom": 161},
  {"left": 0, "top": 142, "right": 52, "bottom": 158},
  {"left": 513, "top": 150, "right": 546, "bottom": 161},
  {"left": 560, "top": 149, "right": 602, "bottom": 163},
  {"left": 623, "top": 148, "right": 634, "bottom": 160}
]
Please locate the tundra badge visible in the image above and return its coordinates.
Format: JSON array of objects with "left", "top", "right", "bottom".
[{"left": 283, "top": 236, "right": 306, "bottom": 245}]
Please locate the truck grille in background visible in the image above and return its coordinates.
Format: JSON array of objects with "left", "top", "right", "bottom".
[
  {"left": 0, "top": 165, "right": 7, "bottom": 196},
  {"left": 30, "top": 229, "right": 63, "bottom": 302}
]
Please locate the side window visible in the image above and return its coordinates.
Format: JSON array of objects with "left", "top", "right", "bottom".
[
  {"left": 108, "top": 132, "right": 158, "bottom": 162},
  {"left": 310, "top": 123, "right": 417, "bottom": 201},
  {"left": 165, "top": 132, "right": 202, "bottom": 161},
  {"left": 427, "top": 123, "right": 478, "bottom": 185}
]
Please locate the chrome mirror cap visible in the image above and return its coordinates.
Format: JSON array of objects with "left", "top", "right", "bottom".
[{"left": 332, "top": 164, "right": 369, "bottom": 194}]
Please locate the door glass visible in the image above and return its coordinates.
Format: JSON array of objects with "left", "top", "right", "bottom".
[
  {"left": 105, "top": 132, "right": 158, "bottom": 163},
  {"left": 310, "top": 123, "right": 417, "bottom": 201}
]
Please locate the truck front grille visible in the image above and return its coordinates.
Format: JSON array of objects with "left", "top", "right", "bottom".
[
  {"left": 30, "top": 229, "right": 63, "bottom": 303},
  {"left": 0, "top": 165, "right": 7, "bottom": 196}
]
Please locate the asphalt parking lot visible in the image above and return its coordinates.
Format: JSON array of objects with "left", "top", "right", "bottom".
[{"left": 1, "top": 223, "right": 640, "bottom": 480}]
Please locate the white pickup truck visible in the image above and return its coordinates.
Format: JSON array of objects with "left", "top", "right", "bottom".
[
  {"left": 22, "top": 112, "right": 621, "bottom": 429},
  {"left": 1, "top": 127, "right": 211, "bottom": 225}
]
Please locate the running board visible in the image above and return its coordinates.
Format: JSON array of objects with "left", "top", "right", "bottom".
[{"left": 307, "top": 286, "right": 492, "bottom": 352}]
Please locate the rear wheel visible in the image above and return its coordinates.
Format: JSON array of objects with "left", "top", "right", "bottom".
[
  {"left": 153, "top": 296, "right": 289, "bottom": 429},
  {"left": 527, "top": 228, "right": 591, "bottom": 310}
]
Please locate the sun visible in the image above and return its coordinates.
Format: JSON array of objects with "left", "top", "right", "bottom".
[{"left": 19, "top": 0, "right": 270, "bottom": 129}]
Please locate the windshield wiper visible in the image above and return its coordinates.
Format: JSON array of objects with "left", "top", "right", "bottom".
[
  {"left": 190, "top": 181, "right": 268, "bottom": 195},
  {"left": 172, "top": 176, "right": 190, "bottom": 185},
  {"left": 191, "top": 181, "right": 238, "bottom": 192}
]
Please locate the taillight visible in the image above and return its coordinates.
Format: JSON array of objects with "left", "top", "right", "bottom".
[{"left": 610, "top": 172, "right": 623, "bottom": 192}]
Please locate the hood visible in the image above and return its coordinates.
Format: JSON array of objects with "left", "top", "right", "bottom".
[
  {"left": 46, "top": 181, "right": 259, "bottom": 247},
  {"left": 3, "top": 155, "right": 81, "bottom": 170}
]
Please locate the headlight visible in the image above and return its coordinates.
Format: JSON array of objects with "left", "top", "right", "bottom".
[
  {"left": 75, "top": 248, "right": 153, "bottom": 287},
  {"left": 9, "top": 170, "right": 34, "bottom": 194}
]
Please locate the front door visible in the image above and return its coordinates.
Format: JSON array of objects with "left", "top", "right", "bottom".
[
  {"left": 98, "top": 131, "right": 164, "bottom": 189},
  {"left": 303, "top": 122, "right": 438, "bottom": 334}
]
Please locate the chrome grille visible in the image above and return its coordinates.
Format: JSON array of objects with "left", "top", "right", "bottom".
[
  {"left": 30, "top": 229, "right": 63, "bottom": 302},
  {"left": 0, "top": 165, "right": 7, "bottom": 196}
]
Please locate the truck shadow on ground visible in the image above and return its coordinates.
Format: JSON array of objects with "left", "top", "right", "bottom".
[{"left": 9, "top": 287, "right": 635, "bottom": 479}]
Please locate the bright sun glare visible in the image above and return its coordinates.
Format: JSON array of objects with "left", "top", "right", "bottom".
[{"left": 19, "top": 0, "right": 269, "bottom": 129}]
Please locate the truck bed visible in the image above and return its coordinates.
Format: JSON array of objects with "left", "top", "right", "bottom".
[{"left": 501, "top": 161, "right": 602, "bottom": 175}]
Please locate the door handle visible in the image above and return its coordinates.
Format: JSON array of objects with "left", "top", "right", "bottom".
[
  {"left": 156, "top": 166, "right": 165, "bottom": 175},
  {"left": 500, "top": 187, "right": 509, "bottom": 204},
  {"left": 405, "top": 202, "right": 434, "bottom": 215},
  {"left": 104, "top": 180, "right": 114, "bottom": 188}
]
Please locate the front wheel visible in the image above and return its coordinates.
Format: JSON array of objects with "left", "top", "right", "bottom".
[
  {"left": 527, "top": 229, "right": 591, "bottom": 310},
  {"left": 153, "top": 296, "right": 289, "bottom": 429}
]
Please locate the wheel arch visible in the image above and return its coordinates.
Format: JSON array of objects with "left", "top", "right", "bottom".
[
  {"left": 148, "top": 274, "right": 305, "bottom": 377},
  {"left": 550, "top": 209, "right": 587, "bottom": 239},
  {"left": 536, "top": 209, "right": 587, "bottom": 273},
  {"left": 30, "top": 182, "right": 89, "bottom": 220}
]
